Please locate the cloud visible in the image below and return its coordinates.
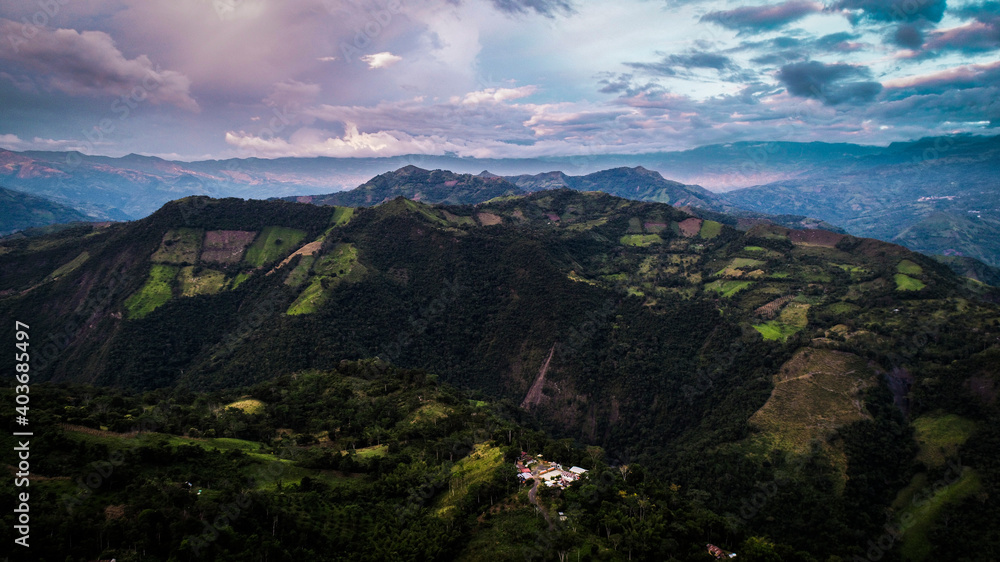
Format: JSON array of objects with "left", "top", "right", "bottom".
[
  {"left": 316, "top": 56, "right": 338, "bottom": 62},
  {"left": 597, "top": 73, "right": 666, "bottom": 96},
  {"left": 0, "top": 19, "right": 198, "bottom": 111},
  {"left": 360, "top": 52, "right": 403, "bottom": 69},
  {"left": 225, "top": 123, "right": 464, "bottom": 158},
  {"left": 892, "top": 23, "right": 926, "bottom": 48},
  {"left": 264, "top": 80, "right": 321, "bottom": 108},
  {"left": 456, "top": 86, "right": 537, "bottom": 105},
  {"left": 627, "top": 51, "right": 736, "bottom": 76},
  {"left": 924, "top": 21, "right": 1000, "bottom": 53},
  {"left": 701, "top": 1, "right": 825, "bottom": 33},
  {"left": 777, "top": 60, "right": 883, "bottom": 104},
  {"left": 0, "top": 133, "right": 23, "bottom": 149},
  {"left": 744, "top": 33, "right": 866, "bottom": 66},
  {"left": 0, "top": 133, "right": 106, "bottom": 151},
  {"left": 488, "top": 0, "right": 574, "bottom": 17},
  {"left": 832, "top": 0, "right": 947, "bottom": 23},
  {"left": 883, "top": 60, "right": 1000, "bottom": 93},
  {"left": 814, "top": 31, "right": 867, "bottom": 51}
]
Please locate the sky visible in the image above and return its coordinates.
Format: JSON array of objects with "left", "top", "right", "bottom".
[{"left": 0, "top": 0, "right": 997, "bottom": 161}]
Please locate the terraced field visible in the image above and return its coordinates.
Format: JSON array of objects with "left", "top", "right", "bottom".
[
  {"left": 178, "top": 266, "right": 227, "bottom": 297},
  {"left": 124, "top": 264, "right": 179, "bottom": 319},
  {"left": 244, "top": 226, "right": 307, "bottom": 267},
  {"left": 286, "top": 243, "right": 366, "bottom": 315},
  {"left": 151, "top": 228, "right": 202, "bottom": 264},
  {"left": 620, "top": 234, "right": 663, "bottom": 247},
  {"left": 201, "top": 230, "right": 256, "bottom": 263},
  {"left": 704, "top": 279, "right": 752, "bottom": 298},
  {"left": 753, "top": 302, "right": 810, "bottom": 341},
  {"left": 750, "top": 348, "right": 874, "bottom": 452}
]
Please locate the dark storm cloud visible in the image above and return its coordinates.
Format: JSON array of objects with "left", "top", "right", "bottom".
[
  {"left": 745, "top": 33, "right": 865, "bottom": 65},
  {"left": 877, "top": 63, "right": 1000, "bottom": 126},
  {"left": 700, "top": 0, "right": 824, "bottom": 33},
  {"left": 777, "top": 60, "right": 883, "bottom": 104},
  {"left": 832, "top": 0, "right": 947, "bottom": 23},
  {"left": 892, "top": 23, "right": 926, "bottom": 48},
  {"left": 624, "top": 51, "right": 761, "bottom": 84},
  {"left": 488, "top": 0, "right": 574, "bottom": 16},
  {"left": 625, "top": 51, "right": 735, "bottom": 75},
  {"left": 815, "top": 31, "right": 866, "bottom": 51}
]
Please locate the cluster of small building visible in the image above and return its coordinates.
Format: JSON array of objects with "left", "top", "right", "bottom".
[
  {"left": 515, "top": 452, "right": 588, "bottom": 489},
  {"left": 707, "top": 544, "right": 737, "bottom": 559}
]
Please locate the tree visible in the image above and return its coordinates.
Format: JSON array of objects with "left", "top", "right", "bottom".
[{"left": 740, "top": 536, "right": 782, "bottom": 562}]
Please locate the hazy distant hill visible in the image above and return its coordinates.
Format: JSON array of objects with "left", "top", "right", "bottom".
[
  {"left": 280, "top": 166, "right": 525, "bottom": 207},
  {"left": 722, "top": 135, "right": 1000, "bottom": 265},
  {"left": 506, "top": 166, "right": 717, "bottom": 208},
  {"left": 2, "top": 134, "right": 997, "bottom": 263},
  {"left": 0, "top": 185, "right": 92, "bottom": 235}
]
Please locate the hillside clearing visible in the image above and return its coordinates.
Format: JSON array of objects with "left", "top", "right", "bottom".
[
  {"left": 705, "top": 279, "right": 752, "bottom": 298},
  {"left": 750, "top": 348, "right": 874, "bottom": 452},
  {"left": 124, "top": 264, "right": 179, "bottom": 319},
  {"left": 152, "top": 228, "right": 202, "bottom": 264},
  {"left": 244, "top": 226, "right": 307, "bottom": 267},
  {"left": 895, "top": 274, "right": 926, "bottom": 291},
  {"left": 434, "top": 443, "right": 504, "bottom": 519}
]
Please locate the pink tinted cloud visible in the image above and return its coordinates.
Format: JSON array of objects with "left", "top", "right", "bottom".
[
  {"left": 924, "top": 21, "right": 1000, "bottom": 52},
  {"left": 883, "top": 61, "right": 1000, "bottom": 90},
  {"left": 0, "top": 18, "right": 198, "bottom": 111}
]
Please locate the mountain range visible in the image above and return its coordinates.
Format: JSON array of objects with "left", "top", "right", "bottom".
[
  {"left": 2, "top": 134, "right": 997, "bottom": 266},
  {"left": 3, "top": 186, "right": 999, "bottom": 559}
]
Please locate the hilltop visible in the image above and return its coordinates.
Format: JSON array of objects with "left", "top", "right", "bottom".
[{"left": 278, "top": 166, "right": 525, "bottom": 207}]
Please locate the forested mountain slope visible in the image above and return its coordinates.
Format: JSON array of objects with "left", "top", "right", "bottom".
[
  {"left": 2, "top": 188, "right": 999, "bottom": 560},
  {"left": 0, "top": 185, "right": 92, "bottom": 235}
]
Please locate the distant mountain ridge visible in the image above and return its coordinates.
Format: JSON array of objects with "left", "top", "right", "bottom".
[
  {"left": 278, "top": 166, "right": 525, "bottom": 207},
  {"left": 2, "top": 133, "right": 997, "bottom": 264},
  {"left": 0, "top": 185, "right": 92, "bottom": 235},
  {"left": 722, "top": 134, "right": 1000, "bottom": 265},
  {"left": 506, "top": 166, "right": 717, "bottom": 209}
]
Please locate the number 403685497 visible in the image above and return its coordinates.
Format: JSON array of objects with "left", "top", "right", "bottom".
[{"left": 15, "top": 321, "right": 30, "bottom": 419}]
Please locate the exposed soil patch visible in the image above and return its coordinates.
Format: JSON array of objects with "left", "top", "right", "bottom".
[
  {"left": 678, "top": 217, "right": 703, "bottom": 237},
  {"left": 270, "top": 239, "right": 323, "bottom": 273},
  {"left": 476, "top": 212, "right": 502, "bottom": 226},
  {"left": 521, "top": 345, "right": 555, "bottom": 410},
  {"left": 201, "top": 230, "right": 256, "bottom": 263}
]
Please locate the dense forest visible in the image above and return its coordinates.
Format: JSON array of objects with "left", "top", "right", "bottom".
[{"left": 2, "top": 188, "right": 998, "bottom": 560}]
